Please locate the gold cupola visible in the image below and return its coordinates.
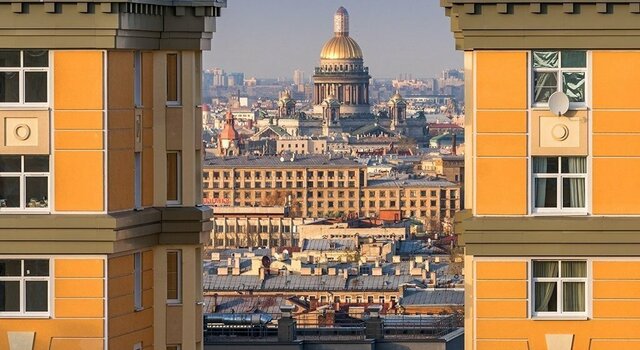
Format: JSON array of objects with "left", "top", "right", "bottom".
[{"left": 320, "top": 7, "right": 363, "bottom": 60}]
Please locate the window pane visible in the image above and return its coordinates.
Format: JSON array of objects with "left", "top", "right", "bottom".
[
  {"left": 25, "top": 177, "right": 48, "bottom": 209},
  {"left": 534, "top": 72, "right": 558, "bottom": 103},
  {"left": 24, "top": 260, "right": 49, "bottom": 276},
  {"left": 533, "top": 261, "right": 559, "bottom": 277},
  {"left": 0, "top": 177, "right": 20, "bottom": 208},
  {"left": 167, "top": 251, "right": 179, "bottom": 300},
  {"left": 0, "top": 51, "right": 20, "bottom": 67},
  {"left": 563, "top": 282, "right": 585, "bottom": 312},
  {"left": 166, "top": 53, "right": 178, "bottom": 102},
  {"left": 563, "top": 72, "right": 585, "bottom": 102},
  {"left": 24, "top": 72, "right": 48, "bottom": 103},
  {"left": 0, "top": 260, "right": 21, "bottom": 276},
  {"left": 0, "top": 281, "right": 20, "bottom": 312},
  {"left": 535, "top": 178, "right": 557, "bottom": 208},
  {"left": 24, "top": 50, "right": 48, "bottom": 67},
  {"left": 0, "top": 156, "right": 21, "bottom": 172},
  {"left": 561, "top": 157, "right": 587, "bottom": 174},
  {"left": 533, "top": 157, "right": 559, "bottom": 173},
  {"left": 167, "top": 153, "right": 179, "bottom": 202},
  {"left": 0, "top": 72, "right": 19, "bottom": 103},
  {"left": 561, "top": 261, "right": 587, "bottom": 278},
  {"left": 563, "top": 178, "right": 585, "bottom": 208},
  {"left": 561, "top": 51, "right": 586, "bottom": 68},
  {"left": 25, "top": 280, "right": 48, "bottom": 312},
  {"left": 533, "top": 51, "right": 559, "bottom": 68},
  {"left": 24, "top": 156, "right": 49, "bottom": 172},
  {"left": 534, "top": 281, "right": 557, "bottom": 312}
]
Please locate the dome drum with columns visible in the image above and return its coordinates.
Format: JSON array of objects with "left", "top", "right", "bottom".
[{"left": 313, "top": 6, "right": 371, "bottom": 115}]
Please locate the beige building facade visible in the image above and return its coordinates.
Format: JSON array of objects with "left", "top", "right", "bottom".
[{"left": 203, "top": 155, "right": 461, "bottom": 226}]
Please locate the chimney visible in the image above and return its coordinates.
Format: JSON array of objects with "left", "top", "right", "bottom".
[
  {"left": 259, "top": 267, "right": 265, "bottom": 281},
  {"left": 452, "top": 132, "right": 457, "bottom": 155},
  {"left": 430, "top": 272, "right": 437, "bottom": 286},
  {"left": 343, "top": 269, "right": 348, "bottom": 279}
]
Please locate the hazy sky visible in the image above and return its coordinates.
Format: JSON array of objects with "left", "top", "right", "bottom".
[{"left": 203, "top": 0, "right": 463, "bottom": 80}]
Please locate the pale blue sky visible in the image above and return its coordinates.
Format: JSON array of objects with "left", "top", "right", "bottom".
[{"left": 203, "top": 0, "right": 463, "bottom": 80}]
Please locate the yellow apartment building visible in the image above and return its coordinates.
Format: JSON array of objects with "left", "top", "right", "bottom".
[
  {"left": 443, "top": 1, "right": 640, "bottom": 349},
  {"left": 0, "top": 1, "right": 225, "bottom": 349}
]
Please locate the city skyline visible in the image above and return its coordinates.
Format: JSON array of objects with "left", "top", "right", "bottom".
[{"left": 204, "top": 0, "right": 463, "bottom": 79}]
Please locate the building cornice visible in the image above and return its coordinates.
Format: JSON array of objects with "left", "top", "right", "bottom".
[
  {"left": 441, "top": 1, "right": 640, "bottom": 50},
  {"left": 455, "top": 210, "right": 640, "bottom": 256},
  {"left": 0, "top": 0, "right": 225, "bottom": 50}
]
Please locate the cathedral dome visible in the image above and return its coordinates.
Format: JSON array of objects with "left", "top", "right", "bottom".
[{"left": 320, "top": 36, "right": 363, "bottom": 60}]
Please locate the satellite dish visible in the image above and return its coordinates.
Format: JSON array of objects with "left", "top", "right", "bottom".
[{"left": 548, "top": 91, "right": 570, "bottom": 116}]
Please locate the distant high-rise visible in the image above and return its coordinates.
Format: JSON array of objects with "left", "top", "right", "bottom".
[
  {"left": 228, "top": 72, "right": 245, "bottom": 87},
  {"left": 212, "top": 68, "right": 228, "bottom": 87},
  {"left": 293, "top": 69, "right": 305, "bottom": 86}
]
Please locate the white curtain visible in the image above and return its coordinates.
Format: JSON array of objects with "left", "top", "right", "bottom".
[
  {"left": 562, "top": 261, "right": 586, "bottom": 312},
  {"left": 565, "top": 157, "right": 586, "bottom": 208},
  {"left": 534, "top": 261, "right": 559, "bottom": 312},
  {"left": 534, "top": 158, "right": 548, "bottom": 208}
]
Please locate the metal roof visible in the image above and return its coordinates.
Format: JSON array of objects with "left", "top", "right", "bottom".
[
  {"left": 400, "top": 289, "right": 464, "bottom": 306},
  {"left": 302, "top": 239, "right": 356, "bottom": 251},
  {"left": 366, "top": 178, "right": 458, "bottom": 189},
  {"left": 204, "top": 155, "right": 362, "bottom": 168}
]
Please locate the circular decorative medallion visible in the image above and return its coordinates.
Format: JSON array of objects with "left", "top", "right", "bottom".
[
  {"left": 14, "top": 124, "right": 31, "bottom": 141},
  {"left": 551, "top": 124, "right": 569, "bottom": 141}
]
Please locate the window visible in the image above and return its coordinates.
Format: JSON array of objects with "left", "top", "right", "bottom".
[
  {"left": 166, "top": 152, "right": 181, "bottom": 205},
  {"left": 533, "top": 156, "right": 586, "bottom": 213},
  {"left": 134, "top": 50, "right": 142, "bottom": 107},
  {"left": 167, "top": 346, "right": 180, "bottom": 350},
  {"left": 0, "top": 50, "right": 49, "bottom": 105},
  {"left": 134, "top": 152, "right": 142, "bottom": 209},
  {"left": 167, "top": 250, "right": 181, "bottom": 303},
  {"left": 532, "top": 260, "right": 587, "bottom": 317},
  {"left": 134, "top": 252, "right": 142, "bottom": 310},
  {"left": 0, "top": 155, "right": 49, "bottom": 211},
  {"left": 0, "top": 259, "right": 49, "bottom": 316},
  {"left": 166, "top": 53, "right": 180, "bottom": 104},
  {"left": 532, "top": 50, "right": 587, "bottom": 105}
]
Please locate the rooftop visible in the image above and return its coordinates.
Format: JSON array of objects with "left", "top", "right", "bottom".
[
  {"left": 203, "top": 155, "right": 362, "bottom": 168},
  {"left": 367, "top": 178, "right": 458, "bottom": 189}
]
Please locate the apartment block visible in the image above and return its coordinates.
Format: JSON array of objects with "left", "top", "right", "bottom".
[
  {"left": 443, "top": 1, "right": 640, "bottom": 349},
  {"left": 202, "top": 155, "right": 460, "bottom": 225},
  {"left": 0, "top": 1, "right": 225, "bottom": 349}
]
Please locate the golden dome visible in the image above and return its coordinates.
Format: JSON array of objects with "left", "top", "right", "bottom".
[{"left": 320, "top": 36, "right": 363, "bottom": 60}]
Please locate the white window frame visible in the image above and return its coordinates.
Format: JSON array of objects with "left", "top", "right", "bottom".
[
  {"left": 166, "top": 52, "right": 181, "bottom": 106},
  {"left": 133, "top": 252, "right": 143, "bottom": 311},
  {"left": 0, "top": 258, "right": 51, "bottom": 317},
  {"left": 531, "top": 156, "right": 587, "bottom": 215},
  {"left": 166, "top": 151, "right": 181, "bottom": 206},
  {"left": 166, "top": 250, "right": 182, "bottom": 304},
  {"left": 0, "top": 155, "right": 50, "bottom": 213},
  {"left": 531, "top": 50, "right": 588, "bottom": 109},
  {"left": 0, "top": 50, "right": 50, "bottom": 107},
  {"left": 530, "top": 259, "right": 589, "bottom": 319}
]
